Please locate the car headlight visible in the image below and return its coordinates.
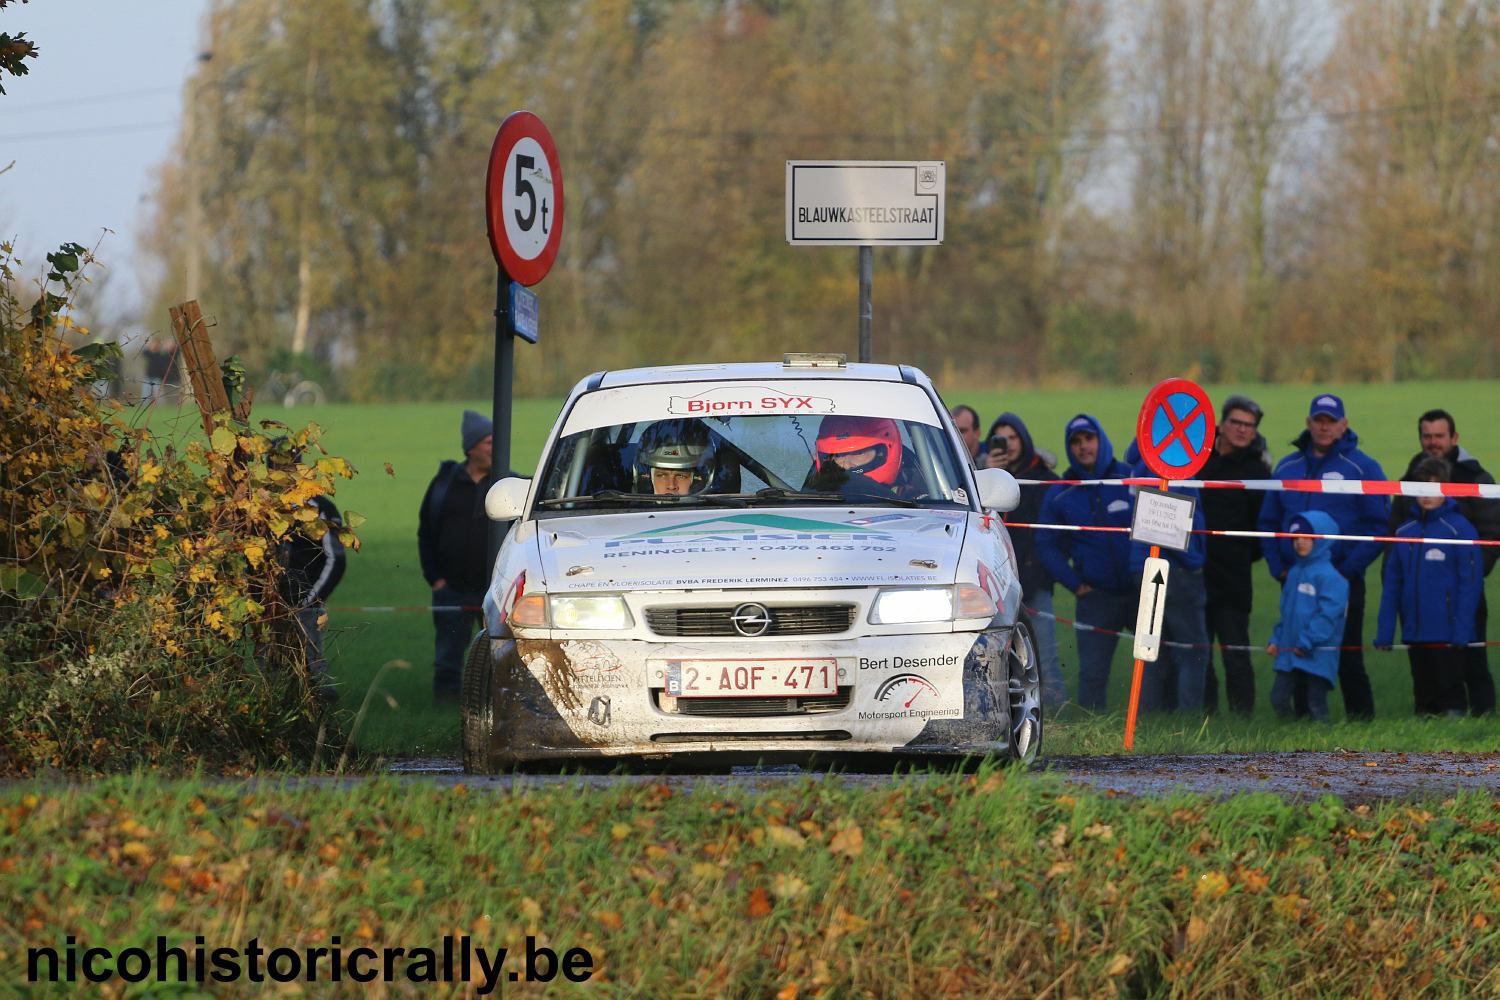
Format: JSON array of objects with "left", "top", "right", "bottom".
[
  {"left": 867, "top": 585, "right": 997, "bottom": 624},
  {"left": 869, "top": 587, "right": 953, "bottom": 624},
  {"left": 549, "top": 594, "right": 634, "bottom": 630}
]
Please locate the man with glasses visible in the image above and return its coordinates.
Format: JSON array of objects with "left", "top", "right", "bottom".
[
  {"left": 985, "top": 413, "right": 1065, "bottom": 707},
  {"left": 1199, "top": 395, "right": 1272, "bottom": 715},
  {"left": 1257, "top": 394, "right": 1389, "bottom": 720}
]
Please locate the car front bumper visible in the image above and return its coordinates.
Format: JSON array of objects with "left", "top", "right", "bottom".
[{"left": 480, "top": 629, "right": 1018, "bottom": 763}]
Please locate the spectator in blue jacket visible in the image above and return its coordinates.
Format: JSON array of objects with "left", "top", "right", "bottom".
[
  {"left": 1128, "top": 476, "right": 1211, "bottom": 713},
  {"left": 1037, "top": 414, "right": 1134, "bottom": 709},
  {"left": 1389, "top": 409, "right": 1500, "bottom": 715},
  {"left": 988, "top": 412, "right": 1064, "bottom": 706},
  {"left": 1257, "top": 393, "right": 1388, "bottom": 720},
  {"left": 1375, "top": 457, "right": 1483, "bottom": 716},
  {"left": 1267, "top": 510, "right": 1348, "bottom": 722}
]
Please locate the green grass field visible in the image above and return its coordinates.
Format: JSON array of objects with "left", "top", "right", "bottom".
[{"left": 175, "top": 379, "right": 1499, "bottom": 760}]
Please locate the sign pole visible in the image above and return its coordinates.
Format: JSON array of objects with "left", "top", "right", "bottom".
[
  {"left": 1123, "top": 479, "right": 1168, "bottom": 751},
  {"left": 785, "top": 161, "right": 944, "bottom": 366},
  {"left": 488, "top": 272, "right": 515, "bottom": 569},
  {"left": 857, "top": 245, "right": 873, "bottom": 362},
  {"left": 484, "top": 109, "right": 564, "bottom": 574}
]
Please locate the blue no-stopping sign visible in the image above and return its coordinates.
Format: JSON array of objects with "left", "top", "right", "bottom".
[{"left": 1136, "top": 378, "right": 1215, "bottom": 480}]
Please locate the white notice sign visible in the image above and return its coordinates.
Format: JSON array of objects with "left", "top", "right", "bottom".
[
  {"left": 786, "top": 161, "right": 945, "bottom": 245},
  {"left": 1133, "top": 557, "right": 1170, "bottom": 662},
  {"left": 1130, "top": 487, "right": 1196, "bottom": 552}
]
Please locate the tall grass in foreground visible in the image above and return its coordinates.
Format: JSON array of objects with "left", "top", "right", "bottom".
[{"left": 4, "top": 769, "right": 1496, "bottom": 996}]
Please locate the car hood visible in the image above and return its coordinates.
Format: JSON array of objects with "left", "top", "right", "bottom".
[{"left": 534, "top": 507, "right": 970, "bottom": 591}]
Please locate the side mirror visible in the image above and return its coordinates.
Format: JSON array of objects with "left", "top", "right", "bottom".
[
  {"left": 973, "top": 467, "right": 1020, "bottom": 512},
  {"left": 485, "top": 477, "right": 530, "bottom": 521}
]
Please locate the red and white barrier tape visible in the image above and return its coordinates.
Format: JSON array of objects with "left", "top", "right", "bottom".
[
  {"left": 1003, "top": 521, "right": 1500, "bottom": 547},
  {"left": 1021, "top": 605, "right": 1498, "bottom": 654},
  {"left": 1017, "top": 476, "right": 1500, "bottom": 499}
]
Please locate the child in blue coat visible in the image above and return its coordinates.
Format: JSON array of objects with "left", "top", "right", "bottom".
[
  {"left": 1375, "top": 457, "right": 1483, "bottom": 716},
  {"left": 1267, "top": 510, "right": 1348, "bottom": 721}
]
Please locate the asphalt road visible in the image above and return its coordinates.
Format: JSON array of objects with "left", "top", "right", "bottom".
[{"left": 384, "top": 751, "right": 1500, "bottom": 803}]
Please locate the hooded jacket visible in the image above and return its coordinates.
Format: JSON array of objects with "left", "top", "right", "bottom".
[
  {"left": 1269, "top": 510, "right": 1348, "bottom": 684},
  {"left": 1199, "top": 432, "right": 1271, "bottom": 610},
  {"left": 1376, "top": 499, "right": 1482, "bottom": 647},
  {"left": 1037, "top": 415, "right": 1134, "bottom": 594},
  {"left": 1257, "top": 428, "right": 1388, "bottom": 581},
  {"left": 280, "top": 494, "right": 346, "bottom": 606},
  {"left": 993, "top": 412, "right": 1057, "bottom": 597},
  {"left": 1391, "top": 446, "right": 1500, "bottom": 576}
]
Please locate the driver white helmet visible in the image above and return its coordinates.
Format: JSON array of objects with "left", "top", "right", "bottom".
[{"left": 633, "top": 419, "right": 718, "bottom": 494}]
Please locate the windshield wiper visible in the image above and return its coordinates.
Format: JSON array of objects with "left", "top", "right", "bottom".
[
  {"left": 740, "top": 487, "right": 918, "bottom": 508},
  {"left": 536, "top": 490, "right": 684, "bottom": 508},
  {"left": 535, "top": 490, "right": 746, "bottom": 509}
]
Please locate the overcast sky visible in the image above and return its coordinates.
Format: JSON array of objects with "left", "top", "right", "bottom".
[{"left": 2, "top": 0, "right": 209, "bottom": 321}]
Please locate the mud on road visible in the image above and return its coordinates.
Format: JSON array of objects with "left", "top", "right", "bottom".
[{"left": 388, "top": 751, "right": 1500, "bottom": 803}]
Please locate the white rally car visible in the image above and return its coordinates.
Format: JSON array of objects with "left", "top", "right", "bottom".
[{"left": 460, "top": 355, "right": 1041, "bottom": 771}]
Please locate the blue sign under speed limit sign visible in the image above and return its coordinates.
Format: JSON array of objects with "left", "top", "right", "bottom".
[{"left": 485, "top": 111, "right": 565, "bottom": 286}]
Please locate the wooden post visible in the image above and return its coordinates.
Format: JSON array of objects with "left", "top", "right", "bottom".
[{"left": 168, "top": 299, "right": 250, "bottom": 435}]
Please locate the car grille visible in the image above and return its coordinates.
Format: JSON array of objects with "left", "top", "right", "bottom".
[
  {"left": 655, "top": 687, "right": 852, "bottom": 717},
  {"left": 645, "top": 604, "right": 856, "bottom": 637}
]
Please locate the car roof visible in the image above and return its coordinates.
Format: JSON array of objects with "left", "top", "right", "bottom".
[{"left": 594, "top": 361, "right": 921, "bottom": 389}]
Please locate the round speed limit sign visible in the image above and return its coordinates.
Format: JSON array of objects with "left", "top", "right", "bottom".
[{"left": 485, "top": 111, "right": 565, "bottom": 286}]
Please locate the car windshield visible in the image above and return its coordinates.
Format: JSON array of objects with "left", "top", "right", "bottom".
[{"left": 533, "top": 381, "right": 973, "bottom": 515}]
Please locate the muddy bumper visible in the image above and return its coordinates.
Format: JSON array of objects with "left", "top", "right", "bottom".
[{"left": 480, "top": 628, "right": 1020, "bottom": 764}]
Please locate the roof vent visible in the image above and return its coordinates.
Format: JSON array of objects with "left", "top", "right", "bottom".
[{"left": 783, "top": 353, "right": 847, "bottom": 368}]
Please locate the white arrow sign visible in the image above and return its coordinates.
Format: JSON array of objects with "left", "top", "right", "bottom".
[{"left": 1132, "top": 557, "right": 1170, "bottom": 662}]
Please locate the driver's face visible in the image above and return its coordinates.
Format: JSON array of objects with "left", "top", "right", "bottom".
[
  {"left": 829, "top": 446, "right": 877, "bottom": 471},
  {"left": 650, "top": 467, "right": 697, "bottom": 495}
]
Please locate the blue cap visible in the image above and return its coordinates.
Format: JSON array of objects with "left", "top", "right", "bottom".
[
  {"left": 1066, "top": 416, "right": 1095, "bottom": 440},
  {"left": 1308, "top": 393, "right": 1345, "bottom": 420}
]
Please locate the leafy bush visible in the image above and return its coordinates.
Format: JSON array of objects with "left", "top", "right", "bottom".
[{"left": 0, "top": 243, "right": 361, "bottom": 774}]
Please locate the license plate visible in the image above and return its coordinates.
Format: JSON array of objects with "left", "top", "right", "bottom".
[{"left": 665, "top": 659, "right": 838, "bottom": 698}]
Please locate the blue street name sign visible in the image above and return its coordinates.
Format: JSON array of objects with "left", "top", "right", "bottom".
[{"left": 510, "top": 282, "right": 539, "bottom": 344}]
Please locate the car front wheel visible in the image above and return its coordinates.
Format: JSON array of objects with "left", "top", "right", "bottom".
[
  {"left": 1005, "top": 621, "right": 1043, "bottom": 766},
  {"left": 460, "top": 634, "right": 495, "bottom": 774}
]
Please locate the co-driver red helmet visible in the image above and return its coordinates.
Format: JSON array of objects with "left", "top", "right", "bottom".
[{"left": 815, "top": 415, "right": 903, "bottom": 485}]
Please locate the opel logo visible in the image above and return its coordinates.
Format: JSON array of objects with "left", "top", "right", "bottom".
[{"left": 731, "top": 603, "right": 772, "bottom": 637}]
